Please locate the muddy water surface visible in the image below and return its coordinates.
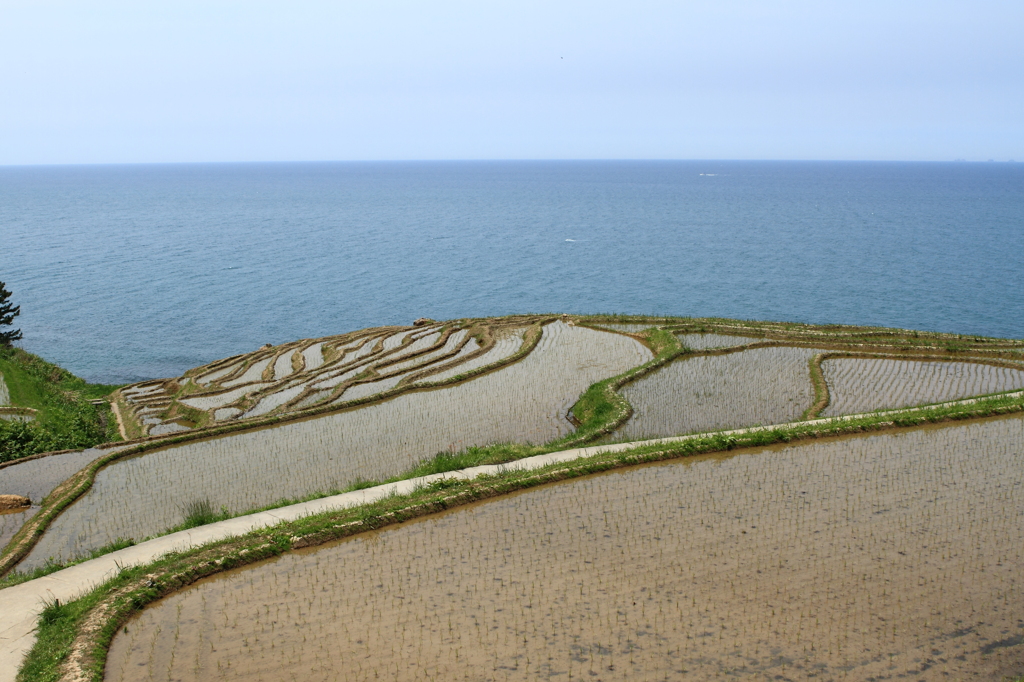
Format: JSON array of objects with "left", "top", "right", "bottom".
[
  {"left": 617, "top": 345, "right": 821, "bottom": 440},
  {"left": 106, "top": 415, "right": 1024, "bottom": 682},
  {"left": 822, "top": 357, "right": 1024, "bottom": 416}
]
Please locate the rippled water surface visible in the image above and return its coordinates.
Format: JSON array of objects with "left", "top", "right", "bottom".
[{"left": 1, "top": 161, "right": 1022, "bottom": 383}]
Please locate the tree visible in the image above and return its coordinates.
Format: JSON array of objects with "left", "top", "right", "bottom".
[{"left": 0, "top": 281, "right": 22, "bottom": 346}]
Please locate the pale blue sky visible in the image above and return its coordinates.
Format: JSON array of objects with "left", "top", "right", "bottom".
[{"left": 1, "top": 1, "right": 1021, "bottom": 164}]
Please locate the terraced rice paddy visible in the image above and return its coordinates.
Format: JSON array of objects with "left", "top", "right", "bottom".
[
  {"left": 591, "top": 324, "right": 653, "bottom": 333},
  {"left": 0, "top": 448, "right": 111, "bottom": 546},
  {"left": 120, "top": 320, "right": 549, "bottom": 436},
  {"left": 0, "top": 448, "right": 108, "bottom": 504},
  {"left": 20, "top": 323, "right": 651, "bottom": 568},
  {"left": 105, "top": 416, "right": 1024, "bottom": 682},
  {"left": 676, "top": 333, "right": 763, "bottom": 349},
  {"left": 0, "top": 508, "right": 32, "bottom": 548},
  {"left": 616, "top": 346, "right": 821, "bottom": 440},
  {"left": 822, "top": 358, "right": 1024, "bottom": 416}
]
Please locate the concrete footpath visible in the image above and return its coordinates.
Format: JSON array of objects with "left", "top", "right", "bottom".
[{"left": 1, "top": 393, "right": 1020, "bottom": 680}]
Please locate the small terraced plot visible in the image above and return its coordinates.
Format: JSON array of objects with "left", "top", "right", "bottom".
[
  {"left": 616, "top": 346, "right": 821, "bottom": 440},
  {"left": 676, "top": 333, "right": 763, "bottom": 349},
  {"left": 120, "top": 319, "right": 541, "bottom": 437},
  {"left": 21, "top": 323, "right": 650, "bottom": 568},
  {"left": 105, "top": 416, "right": 1024, "bottom": 682},
  {"left": 822, "top": 357, "right": 1024, "bottom": 416},
  {"left": 0, "top": 508, "right": 32, "bottom": 549},
  {"left": 0, "top": 448, "right": 118, "bottom": 546}
]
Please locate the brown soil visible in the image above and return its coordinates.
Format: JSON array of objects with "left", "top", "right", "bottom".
[{"left": 0, "top": 494, "right": 30, "bottom": 511}]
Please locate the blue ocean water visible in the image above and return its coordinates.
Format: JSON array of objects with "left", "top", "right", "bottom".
[{"left": 1, "top": 161, "right": 1022, "bottom": 384}]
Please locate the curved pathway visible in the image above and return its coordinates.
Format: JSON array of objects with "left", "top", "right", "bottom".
[{"left": 2, "top": 391, "right": 1022, "bottom": 680}]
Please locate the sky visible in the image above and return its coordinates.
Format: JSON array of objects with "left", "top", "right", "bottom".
[{"left": 1, "top": 1, "right": 1021, "bottom": 164}]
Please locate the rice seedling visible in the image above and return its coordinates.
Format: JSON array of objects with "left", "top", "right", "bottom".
[
  {"left": 194, "top": 362, "right": 243, "bottom": 387},
  {"left": 0, "top": 447, "right": 106, "bottom": 504},
  {"left": 0, "top": 507, "right": 34, "bottom": 548},
  {"left": 616, "top": 346, "right": 823, "bottom": 440},
  {"left": 178, "top": 384, "right": 272, "bottom": 411},
  {"left": 589, "top": 323, "right": 653, "bottom": 333},
  {"left": 103, "top": 415, "right": 1024, "bottom": 682},
  {"left": 220, "top": 357, "right": 274, "bottom": 388},
  {"left": 822, "top": 357, "right": 1024, "bottom": 416},
  {"left": 118, "top": 321, "right": 547, "bottom": 436},
  {"left": 300, "top": 342, "right": 325, "bottom": 371},
  {"left": 271, "top": 352, "right": 297, "bottom": 382},
  {"left": 18, "top": 323, "right": 650, "bottom": 569},
  {"left": 419, "top": 328, "right": 519, "bottom": 382},
  {"left": 676, "top": 333, "right": 763, "bottom": 349}
]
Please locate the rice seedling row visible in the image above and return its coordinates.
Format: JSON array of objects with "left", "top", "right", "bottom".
[
  {"left": 675, "top": 333, "right": 764, "bottom": 349},
  {"left": 118, "top": 322, "right": 534, "bottom": 437},
  {"left": 822, "top": 357, "right": 1024, "bottom": 416},
  {"left": 0, "top": 509, "right": 33, "bottom": 549},
  {"left": 10, "top": 315, "right": 1024, "bottom": 581},
  {"left": 0, "top": 447, "right": 119, "bottom": 554},
  {"left": 616, "top": 346, "right": 823, "bottom": 440},
  {"left": 104, "top": 415, "right": 1024, "bottom": 682},
  {"left": 588, "top": 323, "right": 654, "bottom": 333},
  {"left": 19, "top": 323, "right": 651, "bottom": 569}
]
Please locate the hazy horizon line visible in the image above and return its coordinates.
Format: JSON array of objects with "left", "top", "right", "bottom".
[{"left": 1, "top": 158, "right": 1019, "bottom": 169}]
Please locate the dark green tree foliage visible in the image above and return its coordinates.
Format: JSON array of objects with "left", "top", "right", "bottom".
[{"left": 0, "top": 280, "right": 22, "bottom": 346}]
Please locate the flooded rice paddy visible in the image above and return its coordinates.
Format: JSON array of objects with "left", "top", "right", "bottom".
[
  {"left": 0, "top": 447, "right": 115, "bottom": 548},
  {"left": 425, "top": 329, "right": 520, "bottom": 382},
  {"left": 0, "top": 507, "right": 34, "bottom": 548},
  {"left": 0, "top": 448, "right": 109, "bottom": 503},
  {"left": 21, "top": 324, "right": 650, "bottom": 568},
  {"left": 616, "top": 346, "right": 820, "bottom": 440},
  {"left": 822, "top": 358, "right": 1024, "bottom": 416},
  {"left": 589, "top": 324, "right": 654, "bottom": 333},
  {"left": 126, "top": 321, "right": 543, "bottom": 436},
  {"left": 676, "top": 333, "right": 763, "bottom": 349},
  {"left": 105, "top": 415, "right": 1024, "bottom": 682}
]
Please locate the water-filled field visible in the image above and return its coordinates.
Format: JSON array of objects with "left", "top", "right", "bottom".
[
  {"left": 0, "top": 448, "right": 112, "bottom": 547},
  {"left": 590, "top": 324, "right": 653, "bottom": 333},
  {"left": 676, "top": 333, "right": 762, "bottom": 349},
  {"left": 822, "top": 358, "right": 1024, "bottom": 416},
  {"left": 0, "top": 449, "right": 106, "bottom": 503},
  {"left": 0, "top": 509, "right": 32, "bottom": 548},
  {"left": 21, "top": 323, "right": 650, "bottom": 568},
  {"left": 616, "top": 346, "right": 821, "bottom": 440},
  {"left": 104, "top": 416, "right": 1024, "bottom": 681},
  {"left": 121, "top": 320, "right": 532, "bottom": 437}
]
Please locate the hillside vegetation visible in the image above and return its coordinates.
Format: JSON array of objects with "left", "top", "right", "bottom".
[{"left": 0, "top": 347, "right": 121, "bottom": 462}]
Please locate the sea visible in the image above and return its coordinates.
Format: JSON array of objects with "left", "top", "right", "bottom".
[{"left": 1, "top": 161, "right": 1022, "bottom": 384}]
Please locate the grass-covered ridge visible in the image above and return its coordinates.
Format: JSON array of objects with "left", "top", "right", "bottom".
[{"left": 0, "top": 347, "right": 121, "bottom": 463}]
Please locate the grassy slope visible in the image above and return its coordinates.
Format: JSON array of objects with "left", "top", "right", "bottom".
[{"left": 0, "top": 348, "right": 122, "bottom": 462}]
